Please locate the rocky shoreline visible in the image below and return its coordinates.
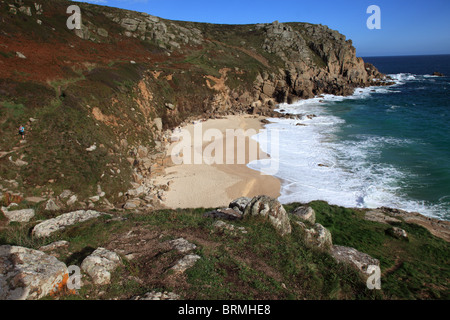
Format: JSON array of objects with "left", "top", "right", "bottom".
[
  {"left": 1, "top": 107, "right": 449, "bottom": 300},
  {"left": 1, "top": 0, "right": 449, "bottom": 300},
  {"left": 2, "top": 102, "right": 449, "bottom": 241},
  {"left": 117, "top": 99, "right": 450, "bottom": 242},
  {"left": 1, "top": 0, "right": 395, "bottom": 216}
]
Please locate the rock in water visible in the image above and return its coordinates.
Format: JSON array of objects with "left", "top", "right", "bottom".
[
  {"left": 0, "top": 245, "right": 68, "bottom": 300},
  {"left": 432, "top": 71, "right": 444, "bottom": 77},
  {"left": 243, "top": 195, "right": 291, "bottom": 236}
]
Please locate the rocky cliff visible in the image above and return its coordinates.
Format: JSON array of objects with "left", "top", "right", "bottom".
[
  {"left": 0, "top": 0, "right": 385, "bottom": 208},
  {"left": 1, "top": 0, "right": 449, "bottom": 302}
]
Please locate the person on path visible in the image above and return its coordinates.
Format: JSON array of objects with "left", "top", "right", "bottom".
[{"left": 18, "top": 125, "right": 25, "bottom": 140}]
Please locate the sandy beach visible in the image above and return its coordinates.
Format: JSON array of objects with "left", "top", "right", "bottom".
[{"left": 154, "top": 115, "right": 281, "bottom": 209}]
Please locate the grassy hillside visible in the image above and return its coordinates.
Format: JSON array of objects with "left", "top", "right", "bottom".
[
  {"left": 2, "top": 1, "right": 440, "bottom": 302},
  {"left": 1, "top": 201, "right": 448, "bottom": 300}
]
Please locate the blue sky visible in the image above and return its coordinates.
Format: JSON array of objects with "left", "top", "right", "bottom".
[{"left": 72, "top": 0, "right": 450, "bottom": 57}]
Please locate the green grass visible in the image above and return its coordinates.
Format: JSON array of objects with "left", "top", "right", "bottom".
[
  {"left": 0, "top": 202, "right": 447, "bottom": 300},
  {"left": 0, "top": 64, "right": 145, "bottom": 200},
  {"left": 0, "top": 0, "right": 448, "bottom": 301},
  {"left": 303, "top": 200, "right": 450, "bottom": 299},
  {"left": 1, "top": 101, "right": 26, "bottom": 118},
  {"left": 47, "top": 76, "right": 86, "bottom": 94}
]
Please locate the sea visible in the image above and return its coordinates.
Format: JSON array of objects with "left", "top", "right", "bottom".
[{"left": 248, "top": 54, "right": 450, "bottom": 221}]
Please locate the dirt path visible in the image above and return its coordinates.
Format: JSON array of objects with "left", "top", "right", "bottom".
[
  {"left": 0, "top": 142, "right": 26, "bottom": 159},
  {"left": 382, "top": 257, "right": 404, "bottom": 277}
]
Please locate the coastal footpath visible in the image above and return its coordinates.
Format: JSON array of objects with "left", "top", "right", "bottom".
[{"left": 0, "top": 0, "right": 449, "bottom": 300}]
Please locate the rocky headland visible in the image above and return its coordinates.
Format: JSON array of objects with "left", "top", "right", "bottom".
[
  {"left": 0, "top": 0, "right": 389, "bottom": 213},
  {"left": 0, "top": 0, "right": 448, "bottom": 300}
]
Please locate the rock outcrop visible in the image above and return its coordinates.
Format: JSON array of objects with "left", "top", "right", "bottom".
[
  {"left": 229, "top": 197, "right": 253, "bottom": 214},
  {"left": 213, "top": 220, "right": 248, "bottom": 235},
  {"left": 371, "top": 207, "right": 450, "bottom": 242},
  {"left": 386, "top": 227, "right": 409, "bottom": 241},
  {"left": 45, "top": 199, "right": 61, "bottom": 212},
  {"left": 132, "top": 291, "right": 180, "bottom": 300},
  {"left": 32, "top": 210, "right": 110, "bottom": 238},
  {"left": 1, "top": 205, "right": 35, "bottom": 223},
  {"left": 243, "top": 195, "right": 292, "bottom": 236},
  {"left": 81, "top": 247, "right": 122, "bottom": 285},
  {"left": 292, "top": 206, "right": 316, "bottom": 224},
  {"left": 364, "top": 209, "right": 402, "bottom": 225},
  {"left": 170, "top": 254, "right": 201, "bottom": 273},
  {"left": 168, "top": 238, "right": 197, "bottom": 253},
  {"left": 204, "top": 207, "right": 243, "bottom": 221},
  {"left": 0, "top": 245, "right": 68, "bottom": 300},
  {"left": 39, "top": 241, "right": 70, "bottom": 253},
  {"left": 296, "top": 222, "right": 333, "bottom": 250},
  {"left": 253, "top": 21, "right": 387, "bottom": 104},
  {"left": 331, "top": 245, "right": 380, "bottom": 278}
]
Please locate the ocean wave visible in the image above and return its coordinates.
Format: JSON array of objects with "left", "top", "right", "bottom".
[
  {"left": 275, "top": 79, "right": 406, "bottom": 114},
  {"left": 248, "top": 71, "right": 448, "bottom": 219},
  {"left": 389, "top": 73, "right": 445, "bottom": 85},
  {"left": 387, "top": 105, "right": 401, "bottom": 112},
  {"left": 250, "top": 119, "right": 445, "bottom": 219},
  {"left": 250, "top": 115, "right": 407, "bottom": 209},
  {"left": 388, "top": 73, "right": 417, "bottom": 85}
]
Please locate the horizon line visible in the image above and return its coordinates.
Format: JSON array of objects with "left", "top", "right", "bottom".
[{"left": 361, "top": 53, "right": 450, "bottom": 58}]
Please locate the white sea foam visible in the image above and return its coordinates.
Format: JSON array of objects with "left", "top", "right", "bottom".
[
  {"left": 248, "top": 74, "right": 445, "bottom": 219},
  {"left": 388, "top": 73, "right": 417, "bottom": 85},
  {"left": 387, "top": 105, "right": 401, "bottom": 112}
]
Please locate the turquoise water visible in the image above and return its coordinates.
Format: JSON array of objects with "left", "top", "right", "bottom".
[
  {"left": 344, "top": 55, "right": 450, "bottom": 219},
  {"left": 249, "top": 55, "right": 450, "bottom": 220}
]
